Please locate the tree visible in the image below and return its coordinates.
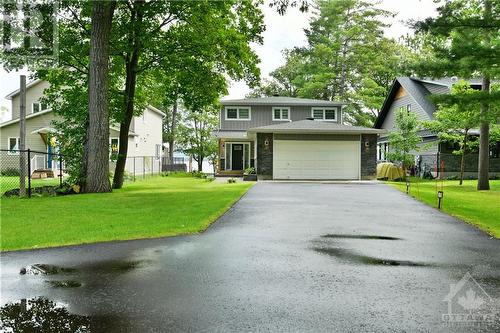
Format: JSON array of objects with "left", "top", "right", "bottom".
[
  {"left": 387, "top": 109, "right": 422, "bottom": 177},
  {"left": 251, "top": 0, "right": 412, "bottom": 126},
  {"left": 413, "top": 0, "right": 500, "bottom": 190},
  {"left": 83, "top": 0, "right": 115, "bottom": 193},
  {"left": 177, "top": 106, "right": 219, "bottom": 172},
  {"left": 424, "top": 81, "right": 481, "bottom": 185},
  {"left": 109, "top": 0, "right": 264, "bottom": 189}
]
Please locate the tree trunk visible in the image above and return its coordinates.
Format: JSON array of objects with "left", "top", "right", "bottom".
[
  {"left": 477, "top": 0, "right": 491, "bottom": 190},
  {"left": 197, "top": 158, "right": 203, "bottom": 172},
  {"left": 112, "top": 4, "right": 143, "bottom": 189},
  {"left": 459, "top": 131, "right": 468, "bottom": 186},
  {"left": 168, "top": 100, "right": 178, "bottom": 164},
  {"left": 83, "top": 0, "right": 115, "bottom": 193},
  {"left": 477, "top": 76, "right": 490, "bottom": 190}
]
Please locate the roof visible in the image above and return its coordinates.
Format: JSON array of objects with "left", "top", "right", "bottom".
[
  {"left": 213, "top": 130, "right": 248, "bottom": 139},
  {"left": 221, "top": 96, "right": 347, "bottom": 107},
  {"left": 146, "top": 105, "right": 166, "bottom": 117},
  {"left": 374, "top": 76, "right": 487, "bottom": 129},
  {"left": 5, "top": 79, "right": 44, "bottom": 99},
  {"left": 248, "top": 119, "right": 386, "bottom": 134}
]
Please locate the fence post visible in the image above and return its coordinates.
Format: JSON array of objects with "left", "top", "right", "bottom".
[
  {"left": 59, "top": 152, "right": 63, "bottom": 187},
  {"left": 133, "top": 157, "right": 136, "bottom": 182},
  {"left": 27, "top": 149, "right": 31, "bottom": 198}
]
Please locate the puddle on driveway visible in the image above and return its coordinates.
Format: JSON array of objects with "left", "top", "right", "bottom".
[
  {"left": 321, "top": 234, "right": 401, "bottom": 240},
  {"left": 0, "top": 297, "right": 90, "bottom": 332},
  {"left": 313, "top": 247, "right": 432, "bottom": 267},
  {"left": 20, "top": 264, "right": 78, "bottom": 275}
]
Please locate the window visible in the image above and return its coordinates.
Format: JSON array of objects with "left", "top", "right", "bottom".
[
  {"left": 8, "top": 137, "right": 20, "bottom": 155},
  {"left": 399, "top": 104, "right": 411, "bottom": 115},
  {"left": 311, "top": 108, "right": 337, "bottom": 121},
  {"left": 272, "top": 107, "right": 290, "bottom": 121},
  {"left": 225, "top": 107, "right": 251, "bottom": 120},
  {"left": 32, "top": 102, "right": 46, "bottom": 114}
]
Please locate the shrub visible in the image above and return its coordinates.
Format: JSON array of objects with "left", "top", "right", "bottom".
[
  {"left": 227, "top": 178, "right": 237, "bottom": 184},
  {"left": 244, "top": 167, "right": 255, "bottom": 175}
]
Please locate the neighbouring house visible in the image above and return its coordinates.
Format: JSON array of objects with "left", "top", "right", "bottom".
[
  {"left": 0, "top": 80, "right": 165, "bottom": 177},
  {"left": 214, "top": 96, "right": 385, "bottom": 180},
  {"left": 374, "top": 77, "right": 500, "bottom": 178}
]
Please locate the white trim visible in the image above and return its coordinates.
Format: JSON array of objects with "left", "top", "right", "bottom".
[
  {"left": 146, "top": 105, "right": 166, "bottom": 117},
  {"left": 0, "top": 108, "right": 53, "bottom": 128},
  {"left": 7, "top": 137, "right": 20, "bottom": 155},
  {"left": 310, "top": 107, "right": 337, "bottom": 121},
  {"left": 225, "top": 141, "right": 251, "bottom": 171},
  {"left": 272, "top": 107, "right": 291, "bottom": 121},
  {"left": 224, "top": 106, "right": 252, "bottom": 121}
]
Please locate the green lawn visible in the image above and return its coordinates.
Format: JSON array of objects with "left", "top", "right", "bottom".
[
  {"left": 386, "top": 178, "right": 500, "bottom": 238},
  {"left": 0, "top": 176, "right": 62, "bottom": 193},
  {"left": 0, "top": 175, "right": 254, "bottom": 251}
]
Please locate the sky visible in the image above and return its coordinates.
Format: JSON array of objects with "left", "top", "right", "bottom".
[{"left": 0, "top": 0, "right": 439, "bottom": 122}]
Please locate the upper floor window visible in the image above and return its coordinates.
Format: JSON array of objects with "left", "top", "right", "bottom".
[
  {"left": 225, "top": 107, "right": 251, "bottom": 121},
  {"left": 311, "top": 107, "right": 336, "bottom": 121},
  {"left": 399, "top": 104, "right": 411, "bottom": 115},
  {"left": 8, "top": 137, "right": 20, "bottom": 155},
  {"left": 32, "top": 102, "right": 47, "bottom": 113},
  {"left": 272, "top": 107, "right": 290, "bottom": 121}
]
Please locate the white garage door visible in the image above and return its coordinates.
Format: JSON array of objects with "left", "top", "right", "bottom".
[{"left": 273, "top": 140, "right": 360, "bottom": 180}]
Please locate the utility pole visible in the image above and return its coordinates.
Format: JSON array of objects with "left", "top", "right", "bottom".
[{"left": 19, "top": 75, "right": 26, "bottom": 197}]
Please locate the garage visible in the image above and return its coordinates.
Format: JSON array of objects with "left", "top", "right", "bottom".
[{"left": 273, "top": 139, "right": 361, "bottom": 180}]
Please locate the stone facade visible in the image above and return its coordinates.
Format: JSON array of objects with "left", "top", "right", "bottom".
[
  {"left": 256, "top": 133, "right": 273, "bottom": 179},
  {"left": 361, "top": 134, "right": 377, "bottom": 179}
]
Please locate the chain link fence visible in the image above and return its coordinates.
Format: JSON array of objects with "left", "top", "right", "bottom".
[
  {"left": 0, "top": 149, "right": 65, "bottom": 197},
  {"left": 1, "top": 149, "right": 192, "bottom": 197},
  {"left": 414, "top": 152, "right": 500, "bottom": 179}
]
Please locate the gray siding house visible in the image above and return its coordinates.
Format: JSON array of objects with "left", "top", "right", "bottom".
[
  {"left": 215, "top": 97, "right": 384, "bottom": 180},
  {"left": 374, "top": 77, "right": 500, "bottom": 177}
]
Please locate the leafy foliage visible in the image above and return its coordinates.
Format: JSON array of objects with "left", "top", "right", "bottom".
[
  {"left": 387, "top": 109, "right": 421, "bottom": 170},
  {"left": 251, "top": 0, "right": 414, "bottom": 126}
]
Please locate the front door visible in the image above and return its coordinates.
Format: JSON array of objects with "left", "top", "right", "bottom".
[{"left": 231, "top": 144, "right": 244, "bottom": 170}]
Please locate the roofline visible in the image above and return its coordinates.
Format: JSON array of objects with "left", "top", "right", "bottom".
[
  {"left": 221, "top": 99, "right": 347, "bottom": 107},
  {"left": 5, "top": 79, "right": 44, "bottom": 99},
  {"left": 146, "top": 105, "right": 166, "bottom": 117},
  {"left": 374, "top": 78, "right": 399, "bottom": 129},
  {"left": 411, "top": 78, "right": 449, "bottom": 87},
  {"left": 0, "top": 108, "right": 53, "bottom": 128},
  {"left": 247, "top": 128, "right": 387, "bottom": 135}
]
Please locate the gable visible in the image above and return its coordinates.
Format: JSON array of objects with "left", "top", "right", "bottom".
[{"left": 394, "top": 86, "right": 407, "bottom": 100}]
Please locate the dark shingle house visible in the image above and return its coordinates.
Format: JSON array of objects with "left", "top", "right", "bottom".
[
  {"left": 374, "top": 77, "right": 500, "bottom": 177},
  {"left": 215, "top": 96, "right": 385, "bottom": 180}
]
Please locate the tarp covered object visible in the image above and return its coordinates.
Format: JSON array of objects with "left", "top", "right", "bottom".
[{"left": 377, "top": 162, "right": 404, "bottom": 180}]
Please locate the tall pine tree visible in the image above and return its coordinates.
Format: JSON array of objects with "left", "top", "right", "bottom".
[{"left": 413, "top": 0, "right": 500, "bottom": 190}]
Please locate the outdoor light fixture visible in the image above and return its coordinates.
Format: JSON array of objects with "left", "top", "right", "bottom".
[
  {"left": 264, "top": 139, "right": 269, "bottom": 146},
  {"left": 406, "top": 179, "right": 410, "bottom": 194},
  {"left": 437, "top": 190, "right": 444, "bottom": 209},
  {"left": 365, "top": 141, "right": 370, "bottom": 148}
]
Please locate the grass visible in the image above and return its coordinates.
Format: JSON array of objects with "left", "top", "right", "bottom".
[
  {"left": 0, "top": 174, "right": 254, "bottom": 252},
  {"left": 386, "top": 178, "right": 500, "bottom": 238},
  {"left": 0, "top": 176, "right": 62, "bottom": 193}
]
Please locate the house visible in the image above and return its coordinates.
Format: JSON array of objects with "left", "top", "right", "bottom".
[
  {"left": 374, "top": 77, "right": 500, "bottom": 177},
  {"left": 0, "top": 80, "right": 165, "bottom": 176},
  {"left": 215, "top": 96, "right": 384, "bottom": 180}
]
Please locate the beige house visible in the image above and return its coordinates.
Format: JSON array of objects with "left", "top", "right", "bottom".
[{"left": 0, "top": 80, "right": 165, "bottom": 175}]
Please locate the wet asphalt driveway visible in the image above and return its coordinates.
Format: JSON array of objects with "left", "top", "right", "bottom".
[{"left": 1, "top": 182, "right": 500, "bottom": 332}]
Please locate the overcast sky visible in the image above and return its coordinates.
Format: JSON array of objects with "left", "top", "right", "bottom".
[{"left": 0, "top": 0, "right": 438, "bottom": 122}]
